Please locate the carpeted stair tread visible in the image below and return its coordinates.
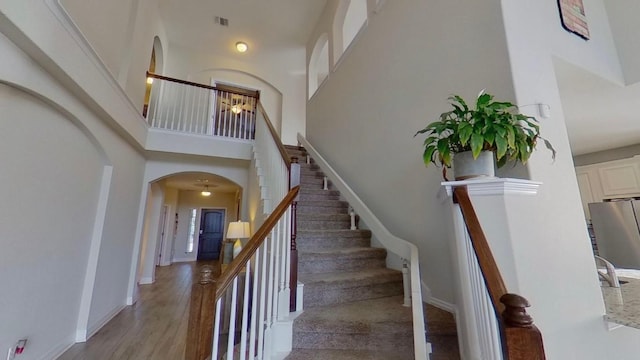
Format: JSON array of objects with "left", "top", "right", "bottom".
[
  {"left": 285, "top": 348, "right": 413, "bottom": 360},
  {"left": 297, "top": 200, "right": 348, "bottom": 208},
  {"left": 297, "top": 230, "right": 372, "bottom": 250},
  {"left": 297, "top": 229, "right": 372, "bottom": 237},
  {"left": 297, "top": 187, "right": 339, "bottom": 195},
  {"left": 299, "top": 267, "right": 401, "bottom": 288},
  {"left": 298, "top": 247, "right": 387, "bottom": 273},
  {"left": 298, "top": 192, "right": 340, "bottom": 201},
  {"left": 299, "top": 246, "right": 386, "bottom": 260},
  {"left": 298, "top": 213, "right": 350, "bottom": 221},
  {"left": 294, "top": 295, "right": 412, "bottom": 332}
]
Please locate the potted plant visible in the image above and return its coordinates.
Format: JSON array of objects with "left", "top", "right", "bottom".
[{"left": 415, "top": 90, "right": 556, "bottom": 180}]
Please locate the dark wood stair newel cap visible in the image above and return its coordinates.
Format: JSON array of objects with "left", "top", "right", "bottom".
[{"left": 501, "top": 293, "right": 533, "bottom": 328}]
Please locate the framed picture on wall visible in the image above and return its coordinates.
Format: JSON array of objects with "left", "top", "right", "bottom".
[{"left": 558, "top": 0, "right": 590, "bottom": 40}]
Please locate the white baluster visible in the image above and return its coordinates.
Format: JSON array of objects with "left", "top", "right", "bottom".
[
  {"left": 402, "top": 260, "right": 411, "bottom": 307},
  {"left": 239, "top": 264, "right": 251, "bottom": 360},
  {"left": 323, "top": 176, "right": 328, "bottom": 191},
  {"left": 256, "top": 241, "right": 268, "bottom": 360},
  {"left": 227, "top": 277, "right": 239, "bottom": 359},
  {"left": 248, "top": 251, "right": 260, "bottom": 360},
  {"left": 211, "top": 298, "right": 223, "bottom": 360},
  {"left": 350, "top": 207, "right": 357, "bottom": 230}
]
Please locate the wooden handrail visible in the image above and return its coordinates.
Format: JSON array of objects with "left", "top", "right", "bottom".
[
  {"left": 257, "top": 103, "right": 291, "bottom": 170},
  {"left": 453, "top": 186, "right": 508, "bottom": 313},
  {"left": 186, "top": 186, "right": 299, "bottom": 360},
  {"left": 146, "top": 71, "right": 260, "bottom": 98},
  {"left": 453, "top": 185, "right": 545, "bottom": 360},
  {"left": 217, "top": 186, "right": 299, "bottom": 297}
]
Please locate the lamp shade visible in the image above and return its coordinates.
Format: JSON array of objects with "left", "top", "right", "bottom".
[{"left": 227, "top": 221, "right": 250, "bottom": 239}]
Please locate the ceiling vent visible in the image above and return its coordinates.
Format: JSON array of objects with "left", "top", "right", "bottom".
[{"left": 214, "top": 16, "right": 229, "bottom": 26}]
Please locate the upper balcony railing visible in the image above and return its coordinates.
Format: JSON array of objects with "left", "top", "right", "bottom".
[{"left": 145, "top": 72, "right": 258, "bottom": 140}]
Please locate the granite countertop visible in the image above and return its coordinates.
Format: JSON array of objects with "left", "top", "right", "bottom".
[{"left": 602, "top": 274, "right": 640, "bottom": 328}]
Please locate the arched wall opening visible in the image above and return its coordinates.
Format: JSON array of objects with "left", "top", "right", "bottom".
[
  {"left": 144, "top": 36, "right": 164, "bottom": 118},
  {"left": 135, "top": 170, "right": 246, "bottom": 286},
  {"left": 0, "top": 81, "right": 112, "bottom": 346},
  {"left": 342, "top": 0, "right": 368, "bottom": 53},
  {"left": 308, "top": 33, "right": 329, "bottom": 99}
]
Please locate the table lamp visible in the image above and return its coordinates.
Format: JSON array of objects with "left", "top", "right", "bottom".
[{"left": 226, "top": 220, "right": 250, "bottom": 262}]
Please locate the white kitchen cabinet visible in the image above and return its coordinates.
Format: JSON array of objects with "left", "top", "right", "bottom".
[
  {"left": 575, "top": 156, "right": 640, "bottom": 220},
  {"left": 598, "top": 160, "right": 640, "bottom": 197},
  {"left": 576, "top": 170, "right": 596, "bottom": 220}
]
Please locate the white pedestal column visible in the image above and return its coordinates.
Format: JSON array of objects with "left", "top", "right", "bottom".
[{"left": 440, "top": 178, "right": 541, "bottom": 360}]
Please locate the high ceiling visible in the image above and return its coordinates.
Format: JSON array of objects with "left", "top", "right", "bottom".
[
  {"left": 155, "top": 0, "right": 326, "bottom": 191},
  {"left": 555, "top": 59, "right": 640, "bottom": 156},
  {"left": 162, "top": 172, "right": 240, "bottom": 193},
  {"left": 157, "top": 0, "right": 327, "bottom": 57}
]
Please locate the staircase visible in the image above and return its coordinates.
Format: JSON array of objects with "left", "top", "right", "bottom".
[
  {"left": 284, "top": 145, "right": 460, "bottom": 359},
  {"left": 284, "top": 145, "right": 411, "bottom": 359}
]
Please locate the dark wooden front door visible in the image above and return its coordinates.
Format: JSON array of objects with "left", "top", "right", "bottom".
[{"left": 197, "top": 209, "right": 225, "bottom": 260}]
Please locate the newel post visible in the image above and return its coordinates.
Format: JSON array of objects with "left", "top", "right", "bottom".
[
  {"left": 500, "top": 293, "right": 546, "bottom": 360},
  {"left": 185, "top": 266, "right": 217, "bottom": 360},
  {"left": 289, "top": 156, "right": 301, "bottom": 311}
]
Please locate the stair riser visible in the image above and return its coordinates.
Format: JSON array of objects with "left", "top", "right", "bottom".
[
  {"left": 300, "top": 179, "right": 326, "bottom": 188},
  {"left": 299, "top": 258, "right": 386, "bottom": 274},
  {"left": 298, "top": 213, "right": 350, "bottom": 221},
  {"left": 298, "top": 206, "right": 347, "bottom": 215},
  {"left": 293, "top": 331, "right": 413, "bottom": 352},
  {"left": 298, "top": 193, "right": 340, "bottom": 201},
  {"left": 303, "top": 282, "right": 403, "bottom": 308},
  {"left": 298, "top": 220, "right": 350, "bottom": 230},
  {"left": 298, "top": 237, "right": 371, "bottom": 251}
]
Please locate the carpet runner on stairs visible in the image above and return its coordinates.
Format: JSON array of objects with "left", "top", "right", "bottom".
[{"left": 283, "top": 145, "right": 460, "bottom": 359}]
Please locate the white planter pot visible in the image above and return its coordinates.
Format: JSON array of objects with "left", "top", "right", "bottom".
[{"left": 453, "top": 151, "right": 495, "bottom": 180}]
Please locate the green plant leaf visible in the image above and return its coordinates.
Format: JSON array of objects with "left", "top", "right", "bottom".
[
  {"left": 423, "top": 145, "right": 437, "bottom": 165},
  {"left": 506, "top": 126, "right": 516, "bottom": 148},
  {"left": 470, "top": 133, "right": 484, "bottom": 158},
  {"left": 495, "top": 136, "right": 507, "bottom": 160}
]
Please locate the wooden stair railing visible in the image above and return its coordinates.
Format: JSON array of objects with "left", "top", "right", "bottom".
[
  {"left": 186, "top": 186, "right": 300, "bottom": 360},
  {"left": 453, "top": 186, "right": 546, "bottom": 360}
]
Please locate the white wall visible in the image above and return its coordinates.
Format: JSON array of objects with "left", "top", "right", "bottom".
[
  {"left": 604, "top": 0, "right": 640, "bottom": 85},
  {"left": 162, "top": 187, "right": 179, "bottom": 265},
  {"left": 60, "top": 0, "right": 169, "bottom": 112},
  {"left": 306, "top": 0, "right": 515, "bottom": 305},
  {"left": 0, "top": 31, "right": 145, "bottom": 359},
  {"left": 499, "top": 0, "right": 640, "bottom": 358},
  {"left": 172, "top": 191, "right": 238, "bottom": 262},
  {"left": 164, "top": 44, "right": 306, "bottom": 145}
]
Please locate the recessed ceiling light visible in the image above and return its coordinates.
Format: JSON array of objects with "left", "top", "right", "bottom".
[{"left": 236, "top": 42, "right": 248, "bottom": 53}]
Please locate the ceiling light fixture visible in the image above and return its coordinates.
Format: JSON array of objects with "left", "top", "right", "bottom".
[
  {"left": 235, "top": 41, "right": 248, "bottom": 53},
  {"left": 231, "top": 104, "right": 242, "bottom": 114},
  {"left": 201, "top": 185, "right": 212, "bottom": 197}
]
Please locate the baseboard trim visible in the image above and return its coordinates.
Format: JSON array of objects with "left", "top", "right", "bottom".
[
  {"left": 38, "top": 334, "right": 75, "bottom": 360},
  {"left": 87, "top": 304, "right": 126, "bottom": 340},
  {"left": 172, "top": 257, "right": 195, "bottom": 263},
  {"left": 139, "top": 276, "right": 154, "bottom": 285},
  {"left": 421, "top": 280, "right": 455, "bottom": 313}
]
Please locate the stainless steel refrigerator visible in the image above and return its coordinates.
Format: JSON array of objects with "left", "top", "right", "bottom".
[{"left": 589, "top": 200, "right": 640, "bottom": 269}]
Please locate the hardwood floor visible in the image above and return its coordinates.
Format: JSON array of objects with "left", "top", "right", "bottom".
[{"left": 59, "top": 261, "right": 218, "bottom": 360}]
